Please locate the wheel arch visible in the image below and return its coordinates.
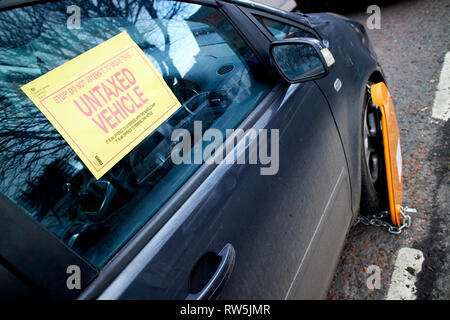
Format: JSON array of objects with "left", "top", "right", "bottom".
[{"left": 368, "top": 70, "right": 386, "bottom": 86}]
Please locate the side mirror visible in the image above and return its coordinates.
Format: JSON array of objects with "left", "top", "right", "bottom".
[{"left": 270, "top": 38, "right": 335, "bottom": 83}]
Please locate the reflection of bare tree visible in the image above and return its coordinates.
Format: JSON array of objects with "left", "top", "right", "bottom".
[
  {"left": 0, "top": 0, "right": 193, "bottom": 205},
  {"left": 0, "top": 85, "right": 71, "bottom": 198},
  {"left": 0, "top": 6, "right": 44, "bottom": 50}
]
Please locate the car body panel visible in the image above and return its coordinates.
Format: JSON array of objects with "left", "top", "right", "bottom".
[
  {"left": 0, "top": 194, "right": 97, "bottom": 300},
  {"left": 306, "top": 12, "right": 384, "bottom": 215},
  {"left": 99, "top": 81, "right": 350, "bottom": 300},
  {"left": 0, "top": 0, "right": 389, "bottom": 300}
]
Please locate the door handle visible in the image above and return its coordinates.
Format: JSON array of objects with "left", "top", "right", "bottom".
[{"left": 187, "top": 243, "right": 236, "bottom": 300}]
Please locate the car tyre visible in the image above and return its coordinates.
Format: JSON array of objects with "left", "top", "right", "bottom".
[{"left": 359, "top": 85, "right": 389, "bottom": 215}]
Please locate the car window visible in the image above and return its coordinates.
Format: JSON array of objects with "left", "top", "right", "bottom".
[
  {"left": 0, "top": 0, "right": 273, "bottom": 268},
  {"left": 257, "top": 16, "right": 314, "bottom": 40}
]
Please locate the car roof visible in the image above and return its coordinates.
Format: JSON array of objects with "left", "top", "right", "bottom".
[
  {"left": 224, "top": 0, "right": 293, "bottom": 15},
  {"left": 0, "top": 0, "right": 300, "bottom": 17}
]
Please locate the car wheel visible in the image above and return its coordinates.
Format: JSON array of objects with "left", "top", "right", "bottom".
[{"left": 360, "top": 85, "right": 388, "bottom": 215}]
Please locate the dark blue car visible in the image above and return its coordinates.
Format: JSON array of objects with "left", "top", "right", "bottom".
[{"left": 0, "top": 0, "right": 392, "bottom": 299}]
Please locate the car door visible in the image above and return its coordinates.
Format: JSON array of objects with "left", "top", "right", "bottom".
[
  {"left": 0, "top": 0, "right": 351, "bottom": 300},
  {"left": 95, "top": 3, "right": 353, "bottom": 300}
]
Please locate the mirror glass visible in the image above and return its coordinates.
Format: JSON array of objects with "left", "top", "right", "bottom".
[{"left": 272, "top": 43, "right": 325, "bottom": 81}]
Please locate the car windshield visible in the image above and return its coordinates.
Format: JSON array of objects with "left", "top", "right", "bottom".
[{"left": 0, "top": 0, "right": 272, "bottom": 268}]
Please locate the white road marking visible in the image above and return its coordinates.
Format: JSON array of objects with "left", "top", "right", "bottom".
[
  {"left": 431, "top": 51, "right": 450, "bottom": 121},
  {"left": 386, "top": 247, "right": 425, "bottom": 300}
]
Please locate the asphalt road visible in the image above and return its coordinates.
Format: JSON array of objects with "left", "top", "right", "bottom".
[{"left": 312, "top": 0, "right": 450, "bottom": 300}]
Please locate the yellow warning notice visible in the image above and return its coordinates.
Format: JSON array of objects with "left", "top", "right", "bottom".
[{"left": 22, "top": 31, "right": 181, "bottom": 179}]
